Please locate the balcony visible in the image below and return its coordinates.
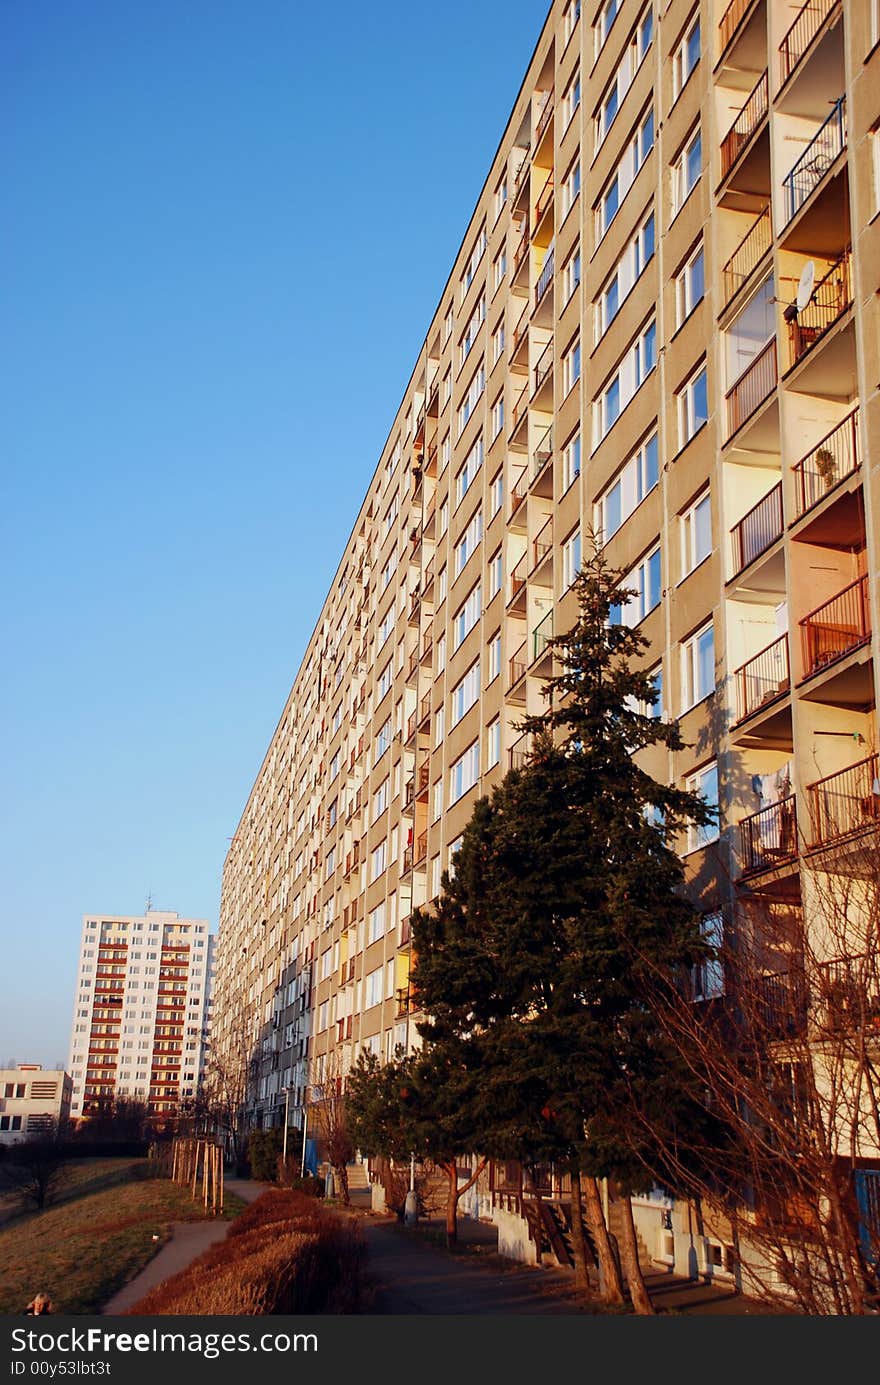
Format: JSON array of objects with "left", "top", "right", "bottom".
[
  {"left": 530, "top": 424, "right": 553, "bottom": 495},
  {"left": 816, "top": 956, "right": 880, "bottom": 1034},
  {"left": 759, "top": 970, "right": 808, "bottom": 1039},
  {"left": 806, "top": 755, "right": 880, "bottom": 848},
  {"left": 739, "top": 796, "right": 799, "bottom": 875},
  {"left": 513, "top": 147, "right": 530, "bottom": 205},
  {"left": 718, "top": 0, "right": 754, "bottom": 55},
  {"left": 720, "top": 71, "right": 768, "bottom": 181},
  {"left": 508, "top": 640, "right": 527, "bottom": 693},
  {"left": 783, "top": 98, "right": 846, "bottom": 226},
  {"left": 800, "top": 574, "right": 871, "bottom": 680},
  {"left": 733, "top": 634, "right": 790, "bottom": 722},
  {"left": 531, "top": 336, "right": 554, "bottom": 404},
  {"left": 417, "top": 760, "right": 430, "bottom": 797},
  {"left": 730, "top": 480, "right": 783, "bottom": 575},
  {"left": 726, "top": 339, "right": 777, "bottom": 438},
  {"left": 510, "top": 302, "right": 530, "bottom": 371},
  {"left": 532, "top": 608, "right": 554, "bottom": 666},
  {"left": 512, "top": 225, "right": 530, "bottom": 283},
  {"left": 533, "top": 174, "right": 554, "bottom": 243},
  {"left": 530, "top": 515, "right": 553, "bottom": 577},
  {"left": 396, "top": 986, "right": 414, "bottom": 1020},
  {"left": 535, "top": 248, "right": 554, "bottom": 312},
  {"left": 417, "top": 692, "right": 431, "bottom": 730},
  {"left": 508, "top": 553, "right": 527, "bottom": 610},
  {"left": 509, "top": 732, "right": 531, "bottom": 771},
  {"left": 509, "top": 466, "right": 528, "bottom": 524},
  {"left": 786, "top": 247, "right": 851, "bottom": 366},
  {"left": 414, "top": 830, "right": 428, "bottom": 866},
  {"left": 510, "top": 384, "right": 529, "bottom": 447},
  {"left": 792, "top": 409, "right": 859, "bottom": 518},
  {"left": 779, "top": 0, "right": 839, "bottom": 86},
  {"left": 721, "top": 206, "right": 771, "bottom": 310},
  {"left": 534, "top": 89, "right": 553, "bottom": 150}
]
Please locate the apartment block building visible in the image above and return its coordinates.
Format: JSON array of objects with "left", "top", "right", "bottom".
[
  {"left": 213, "top": 0, "right": 880, "bottom": 1270},
  {"left": 0, "top": 1065, "right": 72, "bottom": 1143},
  {"left": 67, "top": 911, "right": 215, "bottom": 1122}
]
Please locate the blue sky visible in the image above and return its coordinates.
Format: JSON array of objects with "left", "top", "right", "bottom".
[{"left": 0, "top": 1, "right": 546, "bottom": 1066}]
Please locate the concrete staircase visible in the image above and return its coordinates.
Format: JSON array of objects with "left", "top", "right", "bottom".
[{"left": 346, "top": 1161, "right": 370, "bottom": 1191}]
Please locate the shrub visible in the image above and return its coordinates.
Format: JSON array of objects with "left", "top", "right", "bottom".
[
  {"left": 246, "top": 1129, "right": 284, "bottom": 1182},
  {"left": 275, "top": 1157, "right": 324, "bottom": 1196}
]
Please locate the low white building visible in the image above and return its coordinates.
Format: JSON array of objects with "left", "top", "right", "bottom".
[{"left": 0, "top": 1065, "right": 72, "bottom": 1143}]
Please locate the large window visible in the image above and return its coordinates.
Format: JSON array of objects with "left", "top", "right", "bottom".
[
  {"left": 563, "top": 529, "right": 582, "bottom": 589},
  {"left": 686, "top": 763, "right": 719, "bottom": 850},
  {"left": 672, "top": 126, "right": 702, "bottom": 216},
  {"left": 455, "top": 435, "right": 484, "bottom": 505},
  {"left": 454, "top": 508, "right": 483, "bottom": 577},
  {"left": 594, "top": 5, "right": 653, "bottom": 150},
  {"left": 693, "top": 912, "right": 724, "bottom": 1000},
  {"left": 677, "top": 364, "right": 708, "bottom": 447},
  {"left": 563, "top": 72, "right": 581, "bottom": 130},
  {"left": 562, "top": 431, "right": 581, "bottom": 493},
  {"left": 449, "top": 740, "right": 480, "bottom": 805},
  {"left": 610, "top": 546, "right": 661, "bottom": 627},
  {"left": 681, "top": 491, "right": 712, "bottom": 577},
  {"left": 562, "top": 336, "right": 581, "bottom": 396},
  {"left": 672, "top": 12, "right": 701, "bottom": 102},
  {"left": 595, "top": 320, "right": 656, "bottom": 444},
  {"left": 675, "top": 243, "right": 705, "bottom": 328},
  {"left": 681, "top": 621, "right": 715, "bottom": 710},
  {"left": 460, "top": 224, "right": 487, "bottom": 300},
  {"left": 458, "top": 361, "right": 485, "bottom": 436},
  {"left": 595, "top": 108, "right": 654, "bottom": 241},
  {"left": 451, "top": 660, "right": 480, "bottom": 727},
  {"left": 561, "top": 158, "right": 581, "bottom": 220},
  {"left": 458, "top": 295, "right": 485, "bottom": 369},
  {"left": 452, "top": 582, "right": 481, "bottom": 650},
  {"left": 594, "top": 432, "right": 658, "bottom": 541},
  {"left": 595, "top": 209, "right": 655, "bottom": 340}
]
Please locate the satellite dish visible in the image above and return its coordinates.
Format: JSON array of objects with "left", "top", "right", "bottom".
[{"left": 796, "top": 260, "right": 816, "bottom": 313}]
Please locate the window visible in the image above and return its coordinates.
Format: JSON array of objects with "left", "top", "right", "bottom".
[
  {"left": 454, "top": 509, "right": 483, "bottom": 577},
  {"left": 644, "top": 664, "right": 663, "bottom": 720},
  {"left": 594, "top": 6, "right": 653, "bottom": 150},
  {"left": 370, "top": 841, "right": 387, "bottom": 882},
  {"left": 439, "top": 497, "right": 449, "bottom": 537},
  {"left": 494, "top": 176, "right": 508, "bottom": 221},
  {"left": 434, "top": 705, "right": 445, "bottom": 748},
  {"left": 451, "top": 660, "right": 480, "bottom": 727},
  {"left": 452, "top": 582, "right": 481, "bottom": 650},
  {"left": 378, "top": 602, "right": 395, "bottom": 649},
  {"left": 368, "top": 904, "right": 385, "bottom": 946},
  {"left": 562, "top": 336, "right": 581, "bottom": 396},
  {"left": 372, "top": 779, "right": 389, "bottom": 822},
  {"left": 681, "top": 621, "right": 715, "bottom": 710},
  {"left": 432, "top": 778, "right": 443, "bottom": 822},
  {"left": 563, "top": 529, "right": 582, "bottom": 589},
  {"left": 595, "top": 210, "right": 655, "bottom": 339},
  {"left": 460, "top": 224, "right": 487, "bottom": 299},
  {"left": 487, "top": 631, "right": 501, "bottom": 682},
  {"left": 675, "top": 244, "right": 704, "bottom": 327},
  {"left": 378, "top": 659, "right": 393, "bottom": 700},
  {"left": 563, "top": 72, "right": 581, "bottom": 130},
  {"left": 493, "top": 247, "right": 507, "bottom": 293},
  {"left": 449, "top": 740, "right": 480, "bottom": 805},
  {"left": 375, "top": 718, "right": 391, "bottom": 761},
  {"left": 443, "top": 306, "right": 453, "bottom": 342},
  {"left": 672, "top": 126, "right": 702, "bottom": 216},
  {"left": 442, "top": 369, "right": 452, "bottom": 405},
  {"left": 595, "top": 0, "right": 619, "bottom": 56},
  {"left": 594, "top": 433, "right": 659, "bottom": 541},
  {"left": 563, "top": 0, "right": 581, "bottom": 47},
  {"left": 595, "top": 320, "right": 656, "bottom": 443},
  {"left": 365, "top": 966, "right": 384, "bottom": 1008},
  {"left": 681, "top": 492, "right": 712, "bottom": 577},
  {"left": 437, "top": 564, "right": 447, "bottom": 605},
  {"left": 455, "top": 435, "right": 483, "bottom": 504},
  {"left": 488, "top": 547, "right": 502, "bottom": 599},
  {"left": 491, "top": 393, "right": 504, "bottom": 439},
  {"left": 595, "top": 108, "right": 654, "bottom": 241},
  {"left": 490, "top": 471, "right": 504, "bottom": 516},
  {"left": 458, "top": 361, "right": 485, "bottom": 435},
  {"left": 486, "top": 718, "right": 501, "bottom": 769},
  {"left": 492, "top": 321, "right": 505, "bottom": 365},
  {"left": 561, "top": 158, "right": 581, "bottom": 219},
  {"left": 437, "top": 632, "right": 446, "bottom": 674},
  {"left": 686, "top": 763, "right": 719, "bottom": 850},
  {"left": 610, "top": 546, "right": 662, "bottom": 626},
  {"left": 693, "top": 912, "right": 724, "bottom": 1000},
  {"left": 672, "top": 13, "right": 701, "bottom": 102},
  {"left": 563, "top": 246, "right": 581, "bottom": 304},
  {"left": 459, "top": 295, "right": 485, "bottom": 368},
  {"left": 561, "top": 432, "right": 581, "bottom": 492},
  {"left": 678, "top": 364, "right": 708, "bottom": 446}
]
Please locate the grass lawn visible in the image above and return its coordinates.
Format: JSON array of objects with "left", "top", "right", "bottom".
[{"left": 0, "top": 1166, "right": 245, "bottom": 1315}]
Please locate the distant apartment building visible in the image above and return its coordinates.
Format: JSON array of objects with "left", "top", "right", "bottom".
[
  {"left": 67, "top": 911, "right": 215, "bottom": 1122},
  {"left": 213, "top": 0, "right": 880, "bottom": 1272},
  {"left": 0, "top": 1065, "right": 72, "bottom": 1143}
]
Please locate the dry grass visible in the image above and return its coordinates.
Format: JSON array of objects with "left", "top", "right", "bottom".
[
  {"left": 0, "top": 1166, "right": 244, "bottom": 1315},
  {"left": 128, "top": 1190, "right": 364, "bottom": 1315}
]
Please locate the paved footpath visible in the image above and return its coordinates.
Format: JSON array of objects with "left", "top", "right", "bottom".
[{"left": 102, "top": 1178, "right": 264, "bottom": 1314}]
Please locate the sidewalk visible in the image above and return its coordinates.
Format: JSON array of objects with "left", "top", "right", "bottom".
[{"left": 102, "top": 1178, "right": 264, "bottom": 1314}]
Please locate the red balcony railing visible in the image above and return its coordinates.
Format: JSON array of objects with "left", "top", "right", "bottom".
[
  {"left": 733, "top": 633, "right": 789, "bottom": 721},
  {"left": 720, "top": 71, "right": 768, "bottom": 179},
  {"left": 806, "top": 754, "right": 880, "bottom": 848},
  {"left": 779, "top": 0, "right": 838, "bottom": 83},
  {"left": 730, "top": 480, "right": 783, "bottom": 574},
  {"left": 793, "top": 408, "right": 859, "bottom": 517},
  {"left": 510, "top": 466, "right": 528, "bottom": 516},
  {"left": 800, "top": 573, "right": 871, "bottom": 679},
  {"left": 726, "top": 338, "right": 777, "bottom": 436},
  {"left": 787, "top": 246, "right": 852, "bottom": 364},
  {"left": 719, "top": 0, "right": 751, "bottom": 54},
  {"left": 739, "top": 796, "right": 799, "bottom": 875},
  {"left": 721, "top": 206, "right": 771, "bottom": 308},
  {"left": 509, "top": 554, "right": 527, "bottom": 604},
  {"left": 508, "top": 640, "right": 527, "bottom": 688},
  {"left": 531, "top": 515, "right": 553, "bottom": 573}
]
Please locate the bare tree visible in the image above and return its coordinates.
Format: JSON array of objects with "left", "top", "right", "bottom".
[
  {"left": 635, "top": 832, "right": 880, "bottom": 1314},
  {"left": 202, "top": 992, "right": 256, "bottom": 1169},
  {"left": 309, "top": 1050, "right": 354, "bottom": 1205},
  {"left": 0, "top": 1129, "right": 68, "bottom": 1210}
]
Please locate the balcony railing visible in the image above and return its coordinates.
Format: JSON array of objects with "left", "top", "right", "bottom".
[
  {"left": 532, "top": 608, "right": 554, "bottom": 662},
  {"left": 720, "top": 71, "right": 768, "bottom": 180},
  {"left": 511, "top": 301, "right": 529, "bottom": 357},
  {"left": 508, "top": 640, "right": 527, "bottom": 688},
  {"left": 510, "top": 466, "right": 528, "bottom": 516},
  {"left": 513, "top": 226, "right": 530, "bottom": 279},
  {"left": 532, "top": 337, "right": 554, "bottom": 397},
  {"left": 719, "top": 0, "right": 751, "bottom": 54},
  {"left": 535, "top": 248, "right": 554, "bottom": 307},
  {"left": 513, "top": 148, "right": 530, "bottom": 199},
  {"left": 730, "top": 480, "right": 783, "bottom": 574},
  {"left": 783, "top": 97, "right": 846, "bottom": 224},
  {"left": 806, "top": 754, "right": 880, "bottom": 848},
  {"left": 509, "top": 554, "right": 527, "bottom": 604},
  {"left": 414, "top": 830, "right": 428, "bottom": 865},
  {"left": 816, "top": 956, "right": 880, "bottom": 1034},
  {"left": 733, "top": 633, "right": 790, "bottom": 721},
  {"left": 509, "top": 732, "right": 531, "bottom": 771},
  {"left": 721, "top": 206, "right": 771, "bottom": 308},
  {"left": 531, "top": 424, "right": 553, "bottom": 483},
  {"left": 535, "top": 89, "right": 553, "bottom": 146},
  {"left": 793, "top": 408, "right": 859, "bottom": 517},
  {"left": 534, "top": 174, "right": 554, "bottom": 228},
  {"left": 531, "top": 516, "right": 553, "bottom": 573},
  {"left": 739, "top": 796, "right": 799, "bottom": 875},
  {"left": 779, "top": 0, "right": 838, "bottom": 84},
  {"left": 726, "top": 338, "right": 777, "bottom": 436},
  {"left": 787, "top": 246, "right": 852, "bottom": 364},
  {"left": 511, "top": 384, "right": 529, "bottom": 432},
  {"left": 800, "top": 573, "right": 871, "bottom": 679},
  {"left": 759, "top": 970, "right": 808, "bottom": 1039}
]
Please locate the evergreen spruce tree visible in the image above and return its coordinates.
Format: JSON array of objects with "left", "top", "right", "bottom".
[{"left": 410, "top": 545, "right": 715, "bottom": 1308}]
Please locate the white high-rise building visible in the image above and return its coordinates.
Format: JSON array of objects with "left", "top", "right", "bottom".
[{"left": 67, "top": 911, "right": 215, "bottom": 1122}]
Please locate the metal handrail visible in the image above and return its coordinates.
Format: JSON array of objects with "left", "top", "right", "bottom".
[
  {"left": 721, "top": 206, "right": 771, "bottom": 308},
  {"left": 783, "top": 97, "right": 846, "bottom": 224},
  {"left": 730, "top": 481, "right": 783, "bottom": 574},
  {"left": 779, "top": 0, "right": 838, "bottom": 83},
  {"left": 720, "top": 71, "right": 768, "bottom": 179},
  {"left": 733, "top": 633, "right": 790, "bottom": 721},
  {"left": 792, "top": 408, "right": 859, "bottom": 517},
  {"left": 800, "top": 573, "right": 871, "bottom": 679},
  {"left": 806, "top": 753, "right": 880, "bottom": 847}
]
